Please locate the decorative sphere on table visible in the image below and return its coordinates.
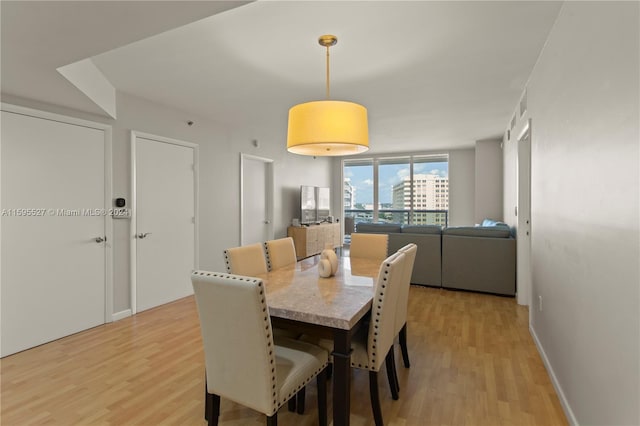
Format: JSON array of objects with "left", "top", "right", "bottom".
[
  {"left": 320, "top": 249, "right": 338, "bottom": 275},
  {"left": 318, "top": 259, "right": 332, "bottom": 278}
]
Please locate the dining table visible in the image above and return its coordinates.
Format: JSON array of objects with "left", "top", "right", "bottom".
[{"left": 256, "top": 254, "right": 381, "bottom": 426}]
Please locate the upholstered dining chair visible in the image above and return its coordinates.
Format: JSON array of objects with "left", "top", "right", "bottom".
[
  {"left": 372, "top": 243, "right": 418, "bottom": 397},
  {"left": 191, "top": 271, "right": 329, "bottom": 426},
  {"left": 350, "top": 233, "right": 389, "bottom": 262},
  {"left": 224, "top": 243, "right": 268, "bottom": 276},
  {"left": 264, "top": 237, "right": 297, "bottom": 271},
  {"left": 303, "top": 251, "right": 406, "bottom": 426},
  {"left": 395, "top": 243, "right": 418, "bottom": 372},
  {"left": 224, "top": 244, "right": 299, "bottom": 342}
]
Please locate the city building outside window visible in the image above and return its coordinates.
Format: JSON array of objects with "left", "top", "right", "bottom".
[{"left": 343, "top": 155, "right": 448, "bottom": 240}]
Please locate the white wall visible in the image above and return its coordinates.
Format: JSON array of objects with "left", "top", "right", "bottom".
[
  {"left": 474, "top": 139, "right": 503, "bottom": 223},
  {"left": 228, "top": 124, "right": 333, "bottom": 241},
  {"left": 2, "top": 92, "right": 332, "bottom": 314},
  {"left": 505, "top": 2, "right": 639, "bottom": 424},
  {"left": 448, "top": 148, "right": 475, "bottom": 226}
]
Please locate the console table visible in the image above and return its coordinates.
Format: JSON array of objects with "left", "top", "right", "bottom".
[{"left": 287, "top": 223, "right": 341, "bottom": 260}]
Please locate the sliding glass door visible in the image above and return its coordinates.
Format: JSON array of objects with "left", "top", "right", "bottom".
[
  {"left": 411, "top": 156, "right": 449, "bottom": 226},
  {"left": 343, "top": 154, "right": 448, "bottom": 241},
  {"left": 379, "top": 157, "right": 411, "bottom": 224}
]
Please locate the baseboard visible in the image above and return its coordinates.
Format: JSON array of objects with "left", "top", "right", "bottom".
[
  {"left": 530, "top": 324, "right": 579, "bottom": 426},
  {"left": 112, "top": 309, "right": 132, "bottom": 322}
]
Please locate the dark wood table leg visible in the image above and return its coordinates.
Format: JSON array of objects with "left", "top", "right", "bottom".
[{"left": 332, "top": 328, "right": 352, "bottom": 426}]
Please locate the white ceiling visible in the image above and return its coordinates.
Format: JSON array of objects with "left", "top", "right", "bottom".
[
  {"left": 0, "top": 1, "right": 250, "bottom": 115},
  {"left": 1, "top": 1, "right": 563, "bottom": 153}
]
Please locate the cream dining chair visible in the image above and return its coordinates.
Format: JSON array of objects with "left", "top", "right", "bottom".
[
  {"left": 264, "top": 235, "right": 311, "bottom": 413},
  {"left": 224, "top": 243, "right": 268, "bottom": 276},
  {"left": 349, "top": 233, "right": 389, "bottom": 262},
  {"left": 264, "top": 237, "right": 297, "bottom": 271},
  {"left": 191, "top": 271, "right": 329, "bottom": 426},
  {"left": 350, "top": 251, "right": 405, "bottom": 426},
  {"left": 395, "top": 243, "right": 418, "bottom": 372},
  {"left": 303, "top": 251, "right": 406, "bottom": 426},
  {"left": 224, "top": 243, "right": 299, "bottom": 342},
  {"left": 372, "top": 243, "right": 418, "bottom": 398}
]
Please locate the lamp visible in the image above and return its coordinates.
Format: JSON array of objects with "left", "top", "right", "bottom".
[{"left": 287, "top": 35, "right": 369, "bottom": 156}]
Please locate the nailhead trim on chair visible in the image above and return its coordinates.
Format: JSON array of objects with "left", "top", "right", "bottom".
[
  {"left": 263, "top": 242, "right": 273, "bottom": 271},
  {"left": 277, "top": 363, "right": 328, "bottom": 409},
  {"left": 192, "top": 271, "right": 280, "bottom": 408},
  {"left": 350, "top": 260, "right": 393, "bottom": 372},
  {"left": 192, "top": 270, "right": 329, "bottom": 415},
  {"left": 223, "top": 250, "right": 232, "bottom": 273},
  {"left": 253, "top": 279, "right": 279, "bottom": 409}
]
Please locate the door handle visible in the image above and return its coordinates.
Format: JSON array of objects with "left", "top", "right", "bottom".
[
  {"left": 264, "top": 220, "right": 271, "bottom": 224},
  {"left": 95, "top": 236, "right": 106, "bottom": 243},
  {"left": 137, "top": 232, "right": 152, "bottom": 239}
]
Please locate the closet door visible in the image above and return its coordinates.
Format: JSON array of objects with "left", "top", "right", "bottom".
[
  {"left": 1, "top": 109, "right": 108, "bottom": 356},
  {"left": 133, "top": 133, "right": 197, "bottom": 313},
  {"left": 241, "top": 154, "right": 274, "bottom": 245}
]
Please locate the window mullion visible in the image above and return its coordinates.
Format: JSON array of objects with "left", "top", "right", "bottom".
[
  {"left": 409, "top": 156, "right": 414, "bottom": 225},
  {"left": 373, "top": 158, "right": 379, "bottom": 222}
]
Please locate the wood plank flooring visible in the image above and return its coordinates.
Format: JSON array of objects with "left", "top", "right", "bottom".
[{"left": 1, "top": 286, "right": 567, "bottom": 425}]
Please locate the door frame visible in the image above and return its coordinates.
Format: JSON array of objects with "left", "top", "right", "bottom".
[
  {"left": 0, "top": 102, "right": 114, "bottom": 322},
  {"left": 239, "top": 153, "right": 274, "bottom": 245},
  {"left": 515, "top": 118, "right": 532, "bottom": 307},
  {"left": 130, "top": 131, "right": 199, "bottom": 315}
]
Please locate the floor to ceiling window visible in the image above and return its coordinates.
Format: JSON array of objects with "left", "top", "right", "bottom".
[
  {"left": 378, "top": 157, "right": 411, "bottom": 224},
  {"left": 411, "top": 155, "right": 449, "bottom": 226},
  {"left": 343, "top": 154, "right": 448, "bottom": 240}
]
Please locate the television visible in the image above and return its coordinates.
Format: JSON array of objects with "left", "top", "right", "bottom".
[
  {"left": 300, "top": 185, "right": 331, "bottom": 224},
  {"left": 317, "top": 187, "right": 331, "bottom": 222},
  {"left": 300, "top": 185, "right": 317, "bottom": 224}
]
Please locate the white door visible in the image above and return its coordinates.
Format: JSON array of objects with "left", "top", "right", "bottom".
[
  {"left": 1, "top": 108, "right": 110, "bottom": 357},
  {"left": 133, "top": 133, "right": 197, "bottom": 313},
  {"left": 240, "top": 154, "right": 273, "bottom": 245},
  {"left": 517, "top": 123, "right": 532, "bottom": 306}
]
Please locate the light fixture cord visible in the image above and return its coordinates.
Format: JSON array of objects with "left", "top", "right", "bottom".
[{"left": 325, "top": 44, "right": 331, "bottom": 99}]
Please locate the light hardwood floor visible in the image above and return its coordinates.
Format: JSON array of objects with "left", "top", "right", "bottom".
[{"left": 1, "top": 286, "right": 567, "bottom": 425}]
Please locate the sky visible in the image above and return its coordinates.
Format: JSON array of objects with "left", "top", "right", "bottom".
[{"left": 344, "top": 160, "right": 448, "bottom": 205}]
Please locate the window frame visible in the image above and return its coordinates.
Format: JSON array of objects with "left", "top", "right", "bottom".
[{"left": 342, "top": 153, "right": 449, "bottom": 227}]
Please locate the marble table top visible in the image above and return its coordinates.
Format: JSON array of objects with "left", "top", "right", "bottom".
[{"left": 256, "top": 256, "right": 381, "bottom": 330}]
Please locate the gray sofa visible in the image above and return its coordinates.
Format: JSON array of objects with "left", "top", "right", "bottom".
[
  {"left": 441, "top": 221, "right": 516, "bottom": 296},
  {"left": 354, "top": 220, "right": 516, "bottom": 296},
  {"left": 354, "top": 223, "right": 442, "bottom": 287}
]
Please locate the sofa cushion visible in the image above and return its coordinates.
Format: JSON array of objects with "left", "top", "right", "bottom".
[
  {"left": 401, "top": 225, "right": 442, "bottom": 235},
  {"left": 355, "top": 223, "right": 402, "bottom": 234},
  {"left": 443, "top": 226, "right": 511, "bottom": 238}
]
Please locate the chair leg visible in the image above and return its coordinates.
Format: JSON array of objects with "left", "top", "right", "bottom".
[
  {"left": 317, "top": 366, "right": 328, "bottom": 426},
  {"left": 399, "top": 323, "right": 410, "bottom": 368},
  {"left": 391, "top": 347, "right": 400, "bottom": 393},
  {"left": 206, "top": 393, "right": 220, "bottom": 426},
  {"left": 204, "top": 372, "right": 210, "bottom": 421},
  {"left": 369, "top": 371, "right": 384, "bottom": 426},
  {"left": 326, "top": 362, "right": 333, "bottom": 379},
  {"left": 266, "top": 413, "right": 278, "bottom": 426},
  {"left": 287, "top": 396, "right": 296, "bottom": 412},
  {"left": 296, "top": 387, "right": 306, "bottom": 414},
  {"left": 385, "top": 349, "right": 399, "bottom": 400}
]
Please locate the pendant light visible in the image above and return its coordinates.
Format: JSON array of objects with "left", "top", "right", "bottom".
[{"left": 287, "top": 35, "right": 369, "bottom": 156}]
